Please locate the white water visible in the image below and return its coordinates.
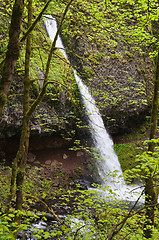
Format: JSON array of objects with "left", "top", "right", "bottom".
[
  {"left": 74, "top": 72, "right": 124, "bottom": 186},
  {"left": 44, "top": 16, "right": 143, "bottom": 201}
]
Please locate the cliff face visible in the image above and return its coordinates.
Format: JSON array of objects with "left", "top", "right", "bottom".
[
  {"left": 61, "top": 1, "right": 154, "bottom": 135},
  {"left": 0, "top": 20, "right": 86, "bottom": 142},
  {"left": 64, "top": 38, "right": 153, "bottom": 135},
  {"left": 0, "top": 70, "right": 84, "bottom": 140}
]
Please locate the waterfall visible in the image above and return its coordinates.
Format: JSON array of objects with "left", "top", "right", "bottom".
[
  {"left": 74, "top": 72, "right": 124, "bottom": 187},
  {"left": 44, "top": 16, "right": 141, "bottom": 199}
]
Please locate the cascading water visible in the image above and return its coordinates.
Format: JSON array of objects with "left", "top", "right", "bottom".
[
  {"left": 44, "top": 16, "right": 142, "bottom": 200},
  {"left": 74, "top": 72, "right": 124, "bottom": 188}
]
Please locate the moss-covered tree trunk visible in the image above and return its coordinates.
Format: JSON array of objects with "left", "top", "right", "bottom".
[
  {"left": 0, "top": 0, "right": 24, "bottom": 119},
  {"left": 5, "top": 0, "right": 32, "bottom": 215},
  {"left": 143, "top": 51, "right": 159, "bottom": 239},
  {"left": 0, "top": 0, "right": 52, "bottom": 120},
  {"left": 144, "top": 173, "right": 157, "bottom": 238},
  {"left": 15, "top": 0, "right": 33, "bottom": 217},
  {"left": 6, "top": 0, "right": 74, "bottom": 215},
  {"left": 15, "top": 0, "right": 73, "bottom": 212}
]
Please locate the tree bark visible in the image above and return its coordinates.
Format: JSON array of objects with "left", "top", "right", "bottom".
[
  {"left": 6, "top": 0, "right": 74, "bottom": 215},
  {"left": 15, "top": 0, "right": 33, "bottom": 219},
  {"left": 143, "top": 51, "right": 159, "bottom": 239},
  {"left": 0, "top": 0, "right": 24, "bottom": 118},
  {"left": 5, "top": 0, "right": 32, "bottom": 215},
  {"left": 148, "top": 51, "right": 159, "bottom": 152},
  {"left": 144, "top": 172, "right": 157, "bottom": 238}
]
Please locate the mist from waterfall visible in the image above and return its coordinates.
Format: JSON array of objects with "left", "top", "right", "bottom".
[{"left": 44, "top": 16, "right": 143, "bottom": 201}]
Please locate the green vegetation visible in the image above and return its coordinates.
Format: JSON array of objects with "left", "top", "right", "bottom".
[
  {"left": 0, "top": 0, "right": 159, "bottom": 239},
  {"left": 0, "top": 161, "right": 159, "bottom": 239},
  {"left": 114, "top": 143, "right": 138, "bottom": 172},
  {"left": 59, "top": 0, "right": 156, "bottom": 134}
]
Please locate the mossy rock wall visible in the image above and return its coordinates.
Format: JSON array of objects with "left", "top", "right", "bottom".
[
  {"left": 61, "top": 1, "right": 154, "bottom": 135},
  {"left": 0, "top": 20, "right": 89, "bottom": 145}
]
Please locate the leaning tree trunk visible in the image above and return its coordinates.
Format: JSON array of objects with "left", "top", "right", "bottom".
[
  {"left": 143, "top": 51, "right": 159, "bottom": 239},
  {"left": 0, "top": 0, "right": 24, "bottom": 119}
]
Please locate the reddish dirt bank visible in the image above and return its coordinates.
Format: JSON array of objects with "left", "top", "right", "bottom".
[
  {"left": 28, "top": 147, "right": 91, "bottom": 176},
  {"left": 0, "top": 135, "right": 92, "bottom": 182}
]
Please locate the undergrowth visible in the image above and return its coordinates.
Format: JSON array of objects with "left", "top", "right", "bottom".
[{"left": 0, "top": 160, "right": 158, "bottom": 239}]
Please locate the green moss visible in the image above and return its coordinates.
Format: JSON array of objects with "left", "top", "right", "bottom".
[
  {"left": 114, "top": 143, "right": 138, "bottom": 172},
  {"left": 0, "top": 92, "right": 7, "bottom": 106},
  {"left": 119, "top": 120, "right": 150, "bottom": 143},
  {"left": 83, "top": 66, "right": 94, "bottom": 78},
  {"left": 110, "top": 52, "right": 122, "bottom": 60},
  {"left": 124, "top": 51, "right": 134, "bottom": 58},
  {"left": 114, "top": 138, "right": 148, "bottom": 184}
]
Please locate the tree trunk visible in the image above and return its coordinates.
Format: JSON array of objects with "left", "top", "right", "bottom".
[
  {"left": 15, "top": 0, "right": 33, "bottom": 220},
  {"left": 0, "top": 0, "right": 24, "bottom": 118},
  {"left": 143, "top": 51, "right": 159, "bottom": 239},
  {"left": 15, "top": 119, "right": 30, "bottom": 215},
  {"left": 5, "top": 0, "right": 32, "bottom": 215},
  {"left": 144, "top": 172, "right": 157, "bottom": 238},
  {"left": 6, "top": 0, "right": 73, "bottom": 215}
]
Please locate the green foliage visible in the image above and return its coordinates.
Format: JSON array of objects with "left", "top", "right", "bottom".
[
  {"left": 0, "top": 162, "right": 11, "bottom": 211},
  {"left": 0, "top": 214, "right": 16, "bottom": 240},
  {"left": 0, "top": 1, "right": 13, "bottom": 62},
  {"left": 114, "top": 143, "right": 137, "bottom": 172},
  {"left": 0, "top": 210, "right": 41, "bottom": 240},
  {"left": 1, "top": 0, "right": 159, "bottom": 239},
  {"left": 136, "top": 149, "right": 159, "bottom": 176},
  {"left": 60, "top": 0, "right": 156, "bottom": 127},
  {"left": 123, "top": 139, "right": 159, "bottom": 186},
  {"left": 0, "top": 162, "right": 159, "bottom": 239},
  {"left": 114, "top": 141, "right": 146, "bottom": 174}
]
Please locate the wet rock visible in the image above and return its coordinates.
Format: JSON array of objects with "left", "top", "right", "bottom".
[
  {"left": 78, "top": 184, "right": 87, "bottom": 190},
  {"left": 61, "top": 7, "right": 153, "bottom": 135},
  {"left": 0, "top": 70, "right": 82, "bottom": 139},
  {"left": 17, "top": 231, "right": 29, "bottom": 239},
  {"left": 77, "top": 151, "right": 84, "bottom": 157},
  {"left": 28, "top": 152, "right": 36, "bottom": 162},
  {"left": 45, "top": 160, "right": 52, "bottom": 165},
  {"left": 34, "top": 161, "right": 40, "bottom": 165},
  {"left": 51, "top": 160, "right": 62, "bottom": 171},
  {"left": 45, "top": 213, "right": 57, "bottom": 222},
  {"left": 63, "top": 153, "right": 68, "bottom": 159},
  {"left": 69, "top": 181, "right": 75, "bottom": 186}
]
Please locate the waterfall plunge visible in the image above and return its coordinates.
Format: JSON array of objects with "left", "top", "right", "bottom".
[
  {"left": 44, "top": 16, "right": 141, "bottom": 200},
  {"left": 74, "top": 73, "right": 124, "bottom": 188}
]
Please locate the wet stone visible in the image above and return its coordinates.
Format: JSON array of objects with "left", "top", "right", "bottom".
[
  {"left": 34, "top": 160, "right": 40, "bottom": 165},
  {"left": 63, "top": 154, "right": 68, "bottom": 159},
  {"left": 28, "top": 152, "right": 36, "bottom": 162},
  {"left": 76, "top": 151, "right": 84, "bottom": 157},
  {"left": 45, "top": 160, "right": 52, "bottom": 165}
]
